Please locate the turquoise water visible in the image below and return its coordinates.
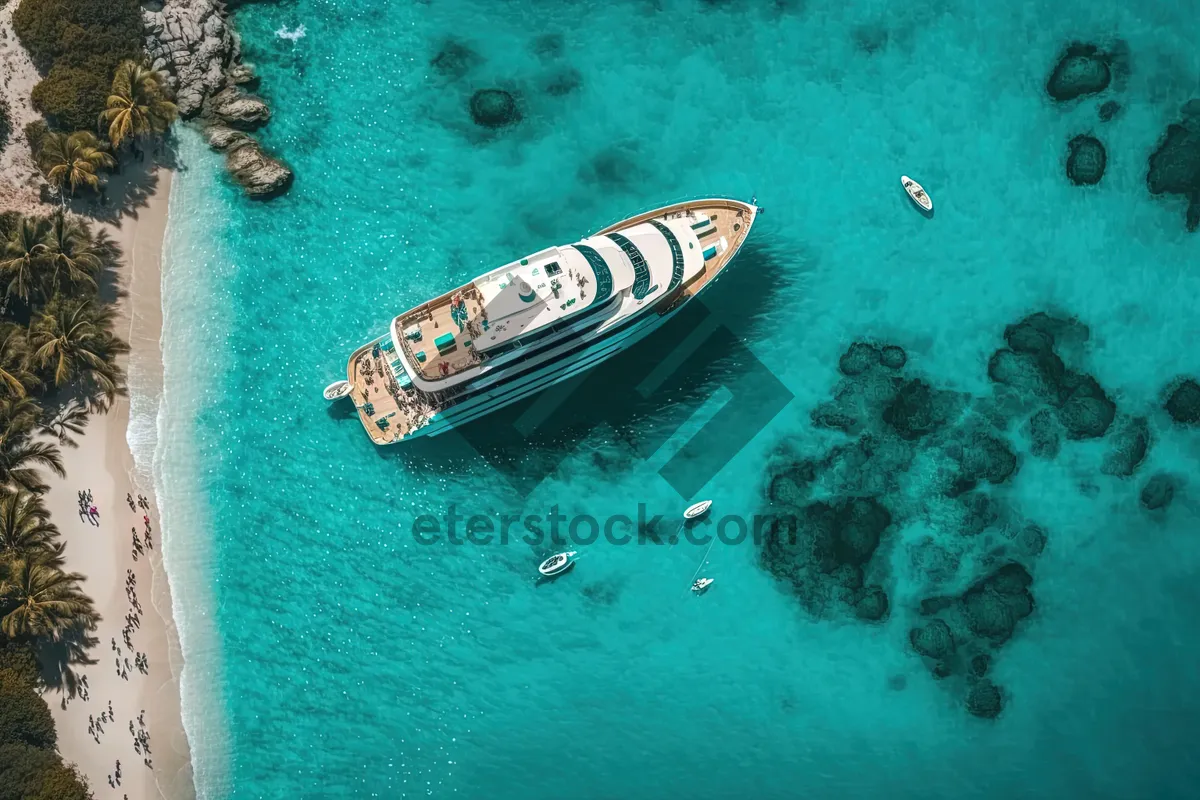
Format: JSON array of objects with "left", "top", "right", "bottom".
[{"left": 154, "top": 0, "right": 1200, "bottom": 797}]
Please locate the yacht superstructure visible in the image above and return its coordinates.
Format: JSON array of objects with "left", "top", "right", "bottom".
[{"left": 340, "top": 198, "right": 759, "bottom": 445}]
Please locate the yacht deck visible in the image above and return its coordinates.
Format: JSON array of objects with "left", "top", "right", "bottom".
[{"left": 596, "top": 198, "right": 755, "bottom": 311}]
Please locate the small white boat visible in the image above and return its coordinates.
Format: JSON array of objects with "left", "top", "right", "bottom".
[
  {"left": 323, "top": 380, "right": 352, "bottom": 401},
  {"left": 538, "top": 551, "right": 577, "bottom": 577},
  {"left": 691, "top": 578, "right": 714, "bottom": 594},
  {"left": 901, "top": 176, "right": 933, "bottom": 212},
  {"left": 684, "top": 500, "right": 712, "bottom": 520}
]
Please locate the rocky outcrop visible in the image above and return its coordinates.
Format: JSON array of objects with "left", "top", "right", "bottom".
[
  {"left": 1098, "top": 100, "right": 1120, "bottom": 122},
  {"left": 206, "top": 86, "right": 270, "bottom": 130},
  {"left": 1140, "top": 473, "right": 1177, "bottom": 511},
  {"left": 1066, "top": 135, "right": 1106, "bottom": 185},
  {"left": 145, "top": 1, "right": 293, "bottom": 199},
  {"left": 205, "top": 124, "right": 292, "bottom": 199},
  {"left": 144, "top": 0, "right": 235, "bottom": 117}
]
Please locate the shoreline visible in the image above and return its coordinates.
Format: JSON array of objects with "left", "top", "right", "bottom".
[{"left": 43, "top": 166, "right": 197, "bottom": 800}]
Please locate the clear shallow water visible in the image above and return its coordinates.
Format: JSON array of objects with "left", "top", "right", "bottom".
[{"left": 156, "top": 0, "right": 1200, "bottom": 797}]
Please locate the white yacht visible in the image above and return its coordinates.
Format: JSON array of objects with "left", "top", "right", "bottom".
[{"left": 339, "top": 198, "right": 760, "bottom": 445}]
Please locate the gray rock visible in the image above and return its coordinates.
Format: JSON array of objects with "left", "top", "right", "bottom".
[
  {"left": 204, "top": 124, "right": 252, "bottom": 152},
  {"left": 207, "top": 87, "right": 271, "bottom": 130},
  {"left": 1067, "top": 135, "right": 1106, "bottom": 186},
  {"left": 227, "top": 63, "right": 259, "bottom": 87},
  {"left": 143, "top": 0, "right": 235, "bottom": 117},
  {"left": 226, "top": 140, "right": 293, "bottom": 199}
]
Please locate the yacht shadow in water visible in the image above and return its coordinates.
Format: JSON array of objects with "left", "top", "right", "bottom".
[{"left": 387, "top": 239, "right": 802, "bottom": 497}]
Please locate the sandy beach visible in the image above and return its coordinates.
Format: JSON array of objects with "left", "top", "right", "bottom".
[
  {"left": 0, "top": 6, "right": 196, "bottom": 796},
  {"left": 39, "top": 168, "right": 197, "bottom": 800}
]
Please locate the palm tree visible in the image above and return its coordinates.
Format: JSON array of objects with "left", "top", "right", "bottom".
[
  {"left": 0, "top": 556, "right": 98, "bottom": 640},
  {"left": 0, "top": 491, "right": 59, "bottom": 562},
  {"left": 29, "top": 296, "right": 128, "bottom": 410},
  {"left": 0, "top": 323, "right": 32, "bottom": 397},
  {"left": 41, "top": 212, "right": 101, "bottom": 292},
  {"left": 37, "top": 132, "right": 115, "bottom": 202},
  {"left": 99, "top": 60, "right": 178, "bottom": 150},
  {"left": 0, "top": 217, "right": 50, "bottom": 304}
]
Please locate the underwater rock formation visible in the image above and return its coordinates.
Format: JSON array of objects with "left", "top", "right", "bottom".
[
  {"left": 1066, "top": 135, "right": 1106, "bottom": 185},
  {"left": 955, "top": 432, "right": 1019, "bottom": 488},
  {"left": 883, "top": 379, "right": 953, "bottom": 440},
  {"left": 543, "top": 67, "right": 583, "bottom": 97},
  {"left": 1027, "top": 408, "right": 1062, "bottom": 458},
  {"left": 530, "top": 33, "right": 565, "bottom": 59},
  {"left": 839, "top": 342, "right": 881, "bottom": 376},
  {"left": 966, "top": 679, "right": 1004, "bottom": 718},
  {"left": 1140, "top": 473, "right": 1177, "bottom": 510},
  {"left": 1163, "top": 378, "right": 1200, "bottom": 424},
  {"left": 1046, "top": 43, "right": 1112, "bottom": 102},
  {"left": 431, "top": 40, "right": 482, "bottom": 80},
  {"left": 1098, "top": 100, "right": 1120, "bottom": 121},
  {"left": 969, "top": 654, "right": 992, "bottom": 679},
  {"left": 1101, "top": 417, "right": 1151, "bottom": 476},
  {"left": 910, "top": 619, "right": 955, "bottom": 659},
  {"left": 852, "top": 586, "right": 889, "bottom": 621},
  {"left": 880, "top": 345, "right": 907, "bottom": 369},
  {"left": 1147, "top": 124, "right": 1200, "bottom": 232},
  {"left": 1004, "top": 523, "right": 1047, "bottom": 559},
  {"left": 469, "top": 89, "right": 520, "bottom": 128},
  {"left": 989, "top": 312, "right": 1115, "bottom": 439},
  {"left": 962, "top": 563, "right": 1034, "bottom": 645}
]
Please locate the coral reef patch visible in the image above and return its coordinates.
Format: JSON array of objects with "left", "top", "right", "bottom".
[
  {"left": 1046, "top": 43, "right": 1112, "bottom": 102},
  {"left": 1066, "top": 135, "right": 1106, "bottom": 185},
  {"left": 469, "top": 89, "right": 520, "bottom": 129}
]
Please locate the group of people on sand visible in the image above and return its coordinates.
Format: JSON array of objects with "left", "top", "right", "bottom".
[
  {"left": 77, "top": 489, "right": 100, "bottom": 525},
  {"left": 82, "top": 486, "right": 157, "bottom": 787},
  {"left": 86, "top": 700, "right": 114, "bottom": 744}
]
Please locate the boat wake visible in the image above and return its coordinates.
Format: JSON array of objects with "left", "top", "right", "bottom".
[{"left": 275, "top": 24, "right": 307, "bottom": 42}]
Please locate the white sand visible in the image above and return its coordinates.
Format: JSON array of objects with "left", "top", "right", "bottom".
[
  {"left": 0, "top": 2, "right": 51, "bottom": 216},
  {"left": 40, "top": 169, "right": 197, "bottom": 800}
]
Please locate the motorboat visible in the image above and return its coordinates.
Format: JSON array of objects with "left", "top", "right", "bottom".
[
  {"left": 538, "top": 551, "right": 577, "bottom": 577},
  {"left": 323, "top": 380, "right": 352, "bottom": 401},
  {"left": 901, "top": 176, "right": 933, "bottom": 212},
  {"left": 691, "top": 578, "right": 714, "bottom": 594},
  {"left": 684, "top": 500, "right": 712, "bottom": 520}
]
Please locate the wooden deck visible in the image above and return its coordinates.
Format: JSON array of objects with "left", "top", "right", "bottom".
[{"left": 347, "top": 341, "right": 434, "bottom": 444}]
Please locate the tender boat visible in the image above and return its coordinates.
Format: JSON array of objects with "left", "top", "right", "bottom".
[
  {"left": 323, "top": 380, "right": 352, "bottom": 401},
  {"left": 901, "top": 176, "right": 933, "bottom": 212},
  {"left": 691, "top": 577, "right": 714, "bottom": 594},
  {"left": 338, "top": 198, "right": 760, "bottom": 445},
  {"left": 538, "top": 551, "right": 577, "bottom": 577},
  {"left": 684, "top": 500, "right": 712, "bottom": 520}
]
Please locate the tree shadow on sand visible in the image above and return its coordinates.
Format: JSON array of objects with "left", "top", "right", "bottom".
[{"left": 35, "top": 628, "right": 100, "bottom": 700}]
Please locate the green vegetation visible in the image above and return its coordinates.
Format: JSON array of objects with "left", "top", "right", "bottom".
[
  {"left": 101, "top": 60, "right": 178, "bottom": 149},
  {"left": 37, "top": 131, "right": 115, "bottom": 202},
  {"left": 0, "top": 210, "right": 123, "bottom": 800},
  {"left": 13, "top": 0, "right": 144, "bottom": 131}
]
